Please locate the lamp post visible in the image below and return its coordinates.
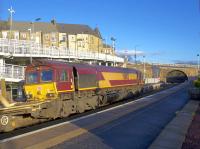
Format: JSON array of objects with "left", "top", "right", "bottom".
[
  {"left": 29, "top": 18, "right": 41, "bottom": 63},
  {"left": 28, "top": 28, "right": 32, "bottom": 63},
  {"left": 111, "top": 37, "right": 116, "bottom": 66},
  {"left": 31, "top": 18, "right": 41, "bottom": 42},
  {"left": 197, "top": 54, "right": 200, "bottom": 75},
  {"left": 143, "top": 55, "right": 146, "bottom": 81},
  {"left": 124, "top": 50, "right": 128, "bottom": 68},
  {"left": 134, "top": 45, "right": 140, "bottom": 64},
  {"left": 103, "top": 38, "right": 108, "bottom": 65}
]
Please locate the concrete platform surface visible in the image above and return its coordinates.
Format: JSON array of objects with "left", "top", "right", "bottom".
[
  {"left": 0, "top": 82, "right": 190, "bottom": 149},
  {"left": 149, "top": 100, "right": 199, "bottom": 149}
]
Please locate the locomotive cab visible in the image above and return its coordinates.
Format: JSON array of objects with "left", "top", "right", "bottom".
[{"left": 24, "top": 65, "right": 58, "bottom": 101}]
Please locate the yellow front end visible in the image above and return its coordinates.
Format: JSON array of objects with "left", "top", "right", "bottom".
[{"left": 24, "top": 82, "right": 58, "bottom": 101}]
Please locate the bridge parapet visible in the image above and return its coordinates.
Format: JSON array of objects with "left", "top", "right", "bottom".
[{"left": 127, "top": 63, "right": 197, "bottom": 82}]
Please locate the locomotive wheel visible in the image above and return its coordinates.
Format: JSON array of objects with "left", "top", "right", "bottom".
[
  {"left": 98, "top": 95, "right": 108, "bottom": 106},
  {"left": 77, "top": 105, "right": 85, "bottom": 113},
  {"left": 60, "top": 109, "right": 70, "bottom": 117},
  {"left": 60, "top": 102, "right": 71, "bottom": 117}
]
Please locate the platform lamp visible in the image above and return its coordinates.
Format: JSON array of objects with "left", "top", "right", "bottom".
[
  {"left": 134, "top": 45, "right": 140, "bottom": 65},
  {"left": 31, "top": 18, "right": 41, "bottom": 41},
  {"left": 29, "top": 18, "right": 41, "bottom": 63},
  {"left": 111, "top": 37, "right": 116, "bottom": 66},
  {"left": 197, "top": 54, "right": 200, "bottom": 75},
  {"left": 143, "top": 55, "right": 146, "bottom": 81},
  {"left": 28, "top": 28, "right": 32, "bottom": 63}
]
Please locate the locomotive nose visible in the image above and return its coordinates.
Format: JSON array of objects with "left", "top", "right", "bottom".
[{"left": 24, "top": 83, "right": 57, "bottom": 101}]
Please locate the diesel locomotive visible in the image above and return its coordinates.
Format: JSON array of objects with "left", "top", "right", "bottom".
[{"left": 0, "top": 60, "right": 144, "bottom": 132}]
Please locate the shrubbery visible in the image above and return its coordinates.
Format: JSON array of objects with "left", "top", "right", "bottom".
[{"left": 194, "top": 77, "right": 200, "bottom": 88}]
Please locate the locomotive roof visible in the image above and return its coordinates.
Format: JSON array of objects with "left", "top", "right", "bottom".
[{"left": 28, "top": 60, "right": 141, "bottom": 74}]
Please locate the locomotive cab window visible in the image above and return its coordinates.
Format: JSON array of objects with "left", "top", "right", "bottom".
[
  {"left": 26, "top": 72, "right": 38, "bottom": 84},
  {"left": 60, "top": 70, "right": 68, "bottom": 81},
  {"left": 41, "top": 70, "right": 53, "bottom": 82}
]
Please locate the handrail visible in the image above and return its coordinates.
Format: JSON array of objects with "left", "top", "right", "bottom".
[
  {"left": 0, "top": 38, "right": 124, "bottom": 63},
  {"left": 0, "top": 64, "right": 25, "bottom": 81}
]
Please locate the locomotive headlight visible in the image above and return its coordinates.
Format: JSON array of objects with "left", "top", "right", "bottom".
[
  {"left": 26, "top": 93, "right": 32, "bottom": 99},
  {"left": 46, "top": 93, "right": 55, "bottom": 98}
]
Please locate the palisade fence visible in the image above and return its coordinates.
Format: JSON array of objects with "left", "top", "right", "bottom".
[{"left": 0, "top": 38, "right": 124, "bottom": 62}]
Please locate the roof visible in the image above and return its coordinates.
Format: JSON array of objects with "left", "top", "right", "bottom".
[
  {"left": 56, "top": 23, "right": 101, "bottom": 38},
  {"left": 103, "top": 44, "right": 112, "bottom": 48},
  {"left": 0, "top": 20, "right": 58, "bottom": 33},
  {"left": 0, "top": 21, "right": 9, "bottom": 30},
  {"left": 28, "top": 60, "right": 139, "bottom": 74},
  {"left": 0, "top": 20, "right": 102, "bottom": 38},
  {"left": 12, "top": 21, "right": 57, "bottom": 33}
]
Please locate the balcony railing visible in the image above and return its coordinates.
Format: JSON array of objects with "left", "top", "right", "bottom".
[
  {"left": 0, "top": 38, "right": 124, "bottom": 63},
  {"left": 0, "top": 64, "right": 25, "bottom": 82}
]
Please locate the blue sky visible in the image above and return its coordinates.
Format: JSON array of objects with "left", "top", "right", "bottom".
[{"left": 0, "top": 0, "right": 200, "bottom": 64}]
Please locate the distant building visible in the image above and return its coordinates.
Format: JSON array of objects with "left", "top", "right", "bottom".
[
  {"left": 0, "top": 20, "right": 113, "bottom": 54},
  {"left": 102, "top": 43, "right": 114, "bottom": 55}
]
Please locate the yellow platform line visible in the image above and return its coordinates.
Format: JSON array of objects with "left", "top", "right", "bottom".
[{"left": 25, "top": 128, "right": 88, "bottom": 149}]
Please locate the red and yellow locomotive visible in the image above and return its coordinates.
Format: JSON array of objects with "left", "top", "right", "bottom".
[
  {"left": 0, "top": 60, "right": 144, "bottom": 132},
  {"left": 24, "top": 60, "right": 143, "bottom": 113}
]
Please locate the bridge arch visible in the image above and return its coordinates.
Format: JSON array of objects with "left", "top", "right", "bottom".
[{"left": 166, "top": 70, "right": 188, "bottom": 83}]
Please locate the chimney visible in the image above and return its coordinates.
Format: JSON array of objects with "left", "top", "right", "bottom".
[{"left": 51, "top": 19, "right": 56, "bottom": 25}]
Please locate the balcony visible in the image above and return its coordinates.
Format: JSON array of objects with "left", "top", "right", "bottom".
[
  {"left": 0, "top": 38, "right": 124, "bottom": 63},
  {"left": 0, "top": 64, "right": 25, "bottom": 82}
]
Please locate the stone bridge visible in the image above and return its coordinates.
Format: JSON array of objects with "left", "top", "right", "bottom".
[{"left": 127, "top": 63, "right": 197, "bottom": 82}]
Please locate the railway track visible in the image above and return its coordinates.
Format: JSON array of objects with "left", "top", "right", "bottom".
[{"left": 0, "top": 83, "right": 176, "bottom": 140}]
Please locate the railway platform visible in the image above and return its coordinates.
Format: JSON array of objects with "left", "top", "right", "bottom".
[{"left": 0, "top": 82, "right": 195, "bottom": 149}]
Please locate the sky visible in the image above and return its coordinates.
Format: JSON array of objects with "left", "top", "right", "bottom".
[{"left": 0, "top": 0, "right": 200, "bottom": 64}]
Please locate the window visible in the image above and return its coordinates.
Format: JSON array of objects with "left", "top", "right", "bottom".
[
  {"left": 26, "top": 72, "right": 38, "bottom": 84},
  {"left": 2, "top": 32, "right": 7, "bottom": 39},
  {"left": 14, "top": 32, "right": 19, "bottom": 39},
  {"left": 78, "top": 42, "right": 81, "bottom": 47},
  {"left": 45, "top": 34, "right": 49, "bottom": 40},
  {"left": 59, "top": 34, "right": 66, "bottom": 43},
  {"left": 51, "top": 33, "right": 56, "bottom": 42},
  {"left": 41, "top": 70, "right": 53, "bottom": 82},
  {"left": 60, "top": 70, "right": 68, "bottom": 81},
  {"left": 22, "top": 33, "right": 26, "bottom": 38}
]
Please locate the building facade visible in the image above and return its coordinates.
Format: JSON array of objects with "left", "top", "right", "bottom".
[{"left": 0, "top": 20, "right": 114, "bottom": 55}]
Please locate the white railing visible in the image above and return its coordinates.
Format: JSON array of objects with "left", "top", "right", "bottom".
[
  {"left": 0, "top": 64, "right": 25, "bottom": 82},
  {"left": 145, "top": 78, "right": 160, "bottom": 84},
  {"left": 0, "top": 38, "right": 124, "bottom": 63},
  {"left": 153, "top": 63, "right": 196, "bottom": 68}
]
